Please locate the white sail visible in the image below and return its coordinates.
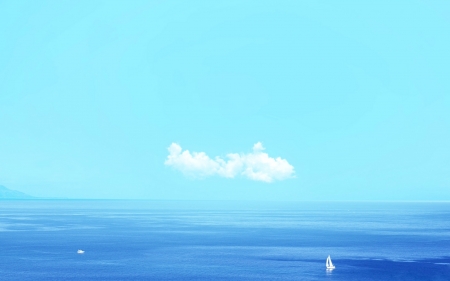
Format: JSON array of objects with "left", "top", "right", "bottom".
[{"left": 326, "top": 255, "right": 335, "bottom": 269}]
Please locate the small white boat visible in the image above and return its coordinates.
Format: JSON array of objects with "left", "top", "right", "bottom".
[
  {"left": 326, "top": 255, "right": 335, "bottom": 270},
  {"left": 77, "top": 249, "right": 85, "bottom": 254}
]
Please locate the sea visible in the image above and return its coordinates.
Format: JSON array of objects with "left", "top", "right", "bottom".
[{"left": 0, "top": 200, "right": 449, "bottom": 280}]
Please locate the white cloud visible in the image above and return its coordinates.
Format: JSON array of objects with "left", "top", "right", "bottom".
[{"left": 164, "top": 142, "right": 294, "bottom": 182}]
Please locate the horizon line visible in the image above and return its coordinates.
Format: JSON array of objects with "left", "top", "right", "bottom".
[{"left": 1, "top": 198, "right": 450, "bottom": 203}]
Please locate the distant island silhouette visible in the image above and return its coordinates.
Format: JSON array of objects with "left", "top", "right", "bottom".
[{"left": 0, "top": 185, "right": 35, "bottom": 199}]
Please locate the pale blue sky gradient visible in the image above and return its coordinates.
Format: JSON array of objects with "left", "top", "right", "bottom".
[{"left": 1, "top": 1, "right": 449, "bottom": 200}]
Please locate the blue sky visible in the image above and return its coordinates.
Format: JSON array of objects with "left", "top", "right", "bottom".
[{"left": 0, "top": 1, "right": 449, "bottom": 200}]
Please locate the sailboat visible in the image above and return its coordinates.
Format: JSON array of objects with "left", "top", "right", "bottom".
[{"left": 326, "top": 255, "right": 335, "bottom": 270}]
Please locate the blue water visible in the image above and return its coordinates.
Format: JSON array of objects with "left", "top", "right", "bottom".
[{"left": 0, "top": 200, "right": 449, "bottom": 280}]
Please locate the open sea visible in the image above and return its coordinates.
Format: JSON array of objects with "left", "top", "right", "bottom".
[{"left": 0, "top": 200, "right": 449, "bottom": 280}]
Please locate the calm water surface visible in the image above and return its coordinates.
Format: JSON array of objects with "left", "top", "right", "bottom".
[{"left": 0, "top": 200, "right": 449, "bottom": 280}]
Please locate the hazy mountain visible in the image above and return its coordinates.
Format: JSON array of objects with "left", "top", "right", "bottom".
[{"left": 0, "top": 185, "right": 35, "bottom": 199}]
